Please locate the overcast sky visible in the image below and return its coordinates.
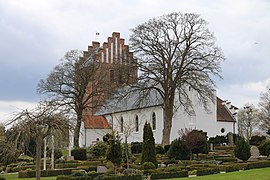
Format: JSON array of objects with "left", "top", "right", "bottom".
[{"left": 1, "top": 0, "right": 270, "bottom": 123}]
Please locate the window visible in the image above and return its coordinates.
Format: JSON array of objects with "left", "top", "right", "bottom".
[
  {"left": 221, "top": 128, "right": 225, "bottom": 134},
  {"left": 152, "top": 112, "right": 156, "bottom": 130},
  {"left": 135, "top": 115, "right": 139, "bottom": 132},
  {"left": 120, "top": 117, "right": 124, "bottom": 133}
]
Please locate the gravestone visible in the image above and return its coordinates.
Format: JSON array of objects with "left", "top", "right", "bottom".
[
  {"left": 248, "top": 145, "right": 260, "bottom": 161},
  {"left": 97, "top": 166, "right": 108, "bottom": 173},
  {"left": 227, "top": 132, "right": 234, "bottom": 146}
]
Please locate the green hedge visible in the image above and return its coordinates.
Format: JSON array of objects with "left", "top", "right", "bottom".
[
  {"left": 150, "top": 171, "right": 188, "bottom": 179},
  {"left": 196, "top": 168, "right": 220, "bottom": 176},
  {"left": 71, "top": 148, "right": 87, "bottom": 160},
  {"left": 57, "top": 172, "right": 103, "bottom": 180},
  {"left": 56, "top": 163, "right": 82, "bottom": 169},
  {"left": 57, "top": 174, "right": 142, "bottom": 180},
  {"left": 97, "top": 174, "right": 143, "bottom": 180},
  {"left": 246, "top": 160, "right": 270, "bottom": 169},
  {"left": 18, "top": 168, "right": 75, "bottom": 178}
]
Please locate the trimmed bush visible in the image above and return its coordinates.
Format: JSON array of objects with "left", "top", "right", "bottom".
[
  {"left": 87, "top": 141, "right": 108, "bottom": 157},
  {"left": 19, "top": 168, "right": 74, "bottom": 178},
  {"left": 246, "top": 160, "right": 270, "bottom": 169},
  {"left": 155, "top": 145, "right": 165, "bottom": 154},
  {"left": 196, "top": 168, "right": 220, "bottom": 176},
  {"left": 250, "top": 135, "right": 266, "bottom": 146},
  {"left": 71, "top": 148, "right": 87, "bottom": 160},
  {"left": 56, "top": 163, "right": 82, "bottom": 169},
  {"left": 150, "top": 171, "right": 188, "bottom": 179},
  {"left": 143, "top": 162, "right": 156, "bottom": 170},
  {"left": 77, "top": 165, "right": 97, "bottom": 172},
  {"left": 234, "top": 137, "right": 251, "bottom": 161},
  {"left": 167, "top": 138, "right": 189, "bottom": 160},
  {"left": 208, "top": 135, "right": 228, "bottom": 145},
  {"left": 131, "top": 142, "right": 142, "bottom": 154},
  {"left": 96, "top": 174, "right": 143, "bottom": 180},
  {"left": 258, "top": 139, "right": 270, "bottom": 156}
]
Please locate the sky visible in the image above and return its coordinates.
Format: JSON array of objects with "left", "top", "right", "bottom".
[{"left": 0, "top": 0, "right": 270, "bottom": 124}]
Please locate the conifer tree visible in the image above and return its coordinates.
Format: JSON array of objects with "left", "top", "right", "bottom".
[
  {"left": 141, "top": 122, "right": 157, "bottom": 166},
  {"left": 234, "top": 137, "right": 251, "bottom": 161},
  {"left": 106, "top": 132, "right": 122, "bottom": 173}
]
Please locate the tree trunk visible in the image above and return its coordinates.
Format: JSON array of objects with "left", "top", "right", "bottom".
[
  {"left": 73, "top": 115, "right": 82, "bottom": 147},
  {"left": 125, "top": 137, "right": 129, "bottom": 169},
  {"left": 36, "top": 136, "right": 42, "bottom": 180},
  {"left": 161, "top": 98, "right": 174, "bottom": 146}
]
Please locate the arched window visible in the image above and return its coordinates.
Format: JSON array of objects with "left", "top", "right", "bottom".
[
  {"left": 120, "top": 117, "right": 124, "bottom": 133},
  {"left": 152, "top": 112, "right": 156, "bottom": 130},
  {"left": 135, "top": 115, "right": 139, "bottom": 132}
]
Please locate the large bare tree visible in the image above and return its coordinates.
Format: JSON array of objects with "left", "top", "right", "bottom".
[
  {"left": 258, "top": 85, "right": 270, "bottom": 133},
  {"left": 129, "top": 12, "right": 224, "bottom": 146},
  {"left": 37, "top": 49, "right": 106, "bottom": 147},
  {"left": 237, "top": 105, "right": 259, "bottom": 141},
  {"left": 7, "top": 101, "right": 70, "bottom": 180}
]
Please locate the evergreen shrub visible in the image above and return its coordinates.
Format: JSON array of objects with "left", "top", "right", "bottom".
[
  {"left": 143, "top": 162, "right": 156, "bottom": 170},
  {"left": 258, "top": 139, "right": 270, "bottom": 156},
  {"left": 249, "top": 135, "right": 266, "bottom": 146},
  {"left": 131, "top": 142, "right": 142, "bottom": 154},
  {"left": 141, "top": 122, "right": 157, "bottom": 166},
  {"left": 167, "top": 138, "right": 189, "bottom": 160},
  {"left": 155, "top": 145, "right": 165, "bottom": 154},
  {"left": 234, "top": 137, "right": 251, "bottom": 161},
  {"left": 71, "top": 148, "right": 87, "bottom": 160},
  {"left": 88, "top": 141, "right": 108, "bottom": 157}
]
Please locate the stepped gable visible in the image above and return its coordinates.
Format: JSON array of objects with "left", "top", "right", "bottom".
[
  {"left": 217, "top": 97, "right": 237, "bottom": 122},
  {"left": 82, "top": 32, "right": 137, "bottom": 65},
  {"left": 82, "top": 32, "right": 138, "bottom": 129}
]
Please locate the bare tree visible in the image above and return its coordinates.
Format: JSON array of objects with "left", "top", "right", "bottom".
[
  {"left": 37, "top": 49, "right": 107, "bottom": 147},
  {"left": 258, "top": 86, "right": 270, "bottom": 133},
  {"left": 7, "top": 101, "right": 71, "bottom": 180},
  {"left": 237, "top": 105, "right": 259, "bottom": 141},
  {"left": 129, "top": 12, "right": 224, "bottom": 146}
]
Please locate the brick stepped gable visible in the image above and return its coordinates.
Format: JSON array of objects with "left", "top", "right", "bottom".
[{"left": 82, "top": 32, "right": 138, "bottom": 116}]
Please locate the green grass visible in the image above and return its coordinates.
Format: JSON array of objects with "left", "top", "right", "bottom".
[
  {"left": 169, "top": 167, "right": 270, "bottom": 180},
  {"left": 0, "top": 173, "right": 56, "bottom": 180}
]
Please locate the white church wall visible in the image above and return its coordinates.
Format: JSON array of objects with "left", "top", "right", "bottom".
[
  {"left": 216, "top": 121, "right": 237, "bottom": 136},
  {"left": 108, "top": 105, "right": 164, "bottom": 144},
  {"left": 85, "top": 128, "right": 111, "bottom": 147},
  {"left": 170, "top": 88, "right": 218, "bottom": 140}
]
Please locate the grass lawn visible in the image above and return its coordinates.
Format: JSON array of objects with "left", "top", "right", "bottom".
[
  {"left": 169, "top": 167, "right": 270, "bottom": 180},
  {"left": 0, "top": 173, "right": 56, "bottom": 180}
]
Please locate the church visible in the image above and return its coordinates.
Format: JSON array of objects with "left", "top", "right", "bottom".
[{"left": 78, "top": 32, "right": 238, "bottom": 147}]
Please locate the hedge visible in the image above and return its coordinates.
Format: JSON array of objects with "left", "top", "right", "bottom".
[
  {"left": 18, "top": 168, "right": 75, "bottom": 178},
  {"left": 196, "top": 168, "right": 220, "bottom": 176},
  {"left": 97, "top": 174, "right": 143, "bottom": 180},
  {"left": 57, "top": 172, "right": 103, "bottom": 180},
  {"left": 150, "top": 171, "right": 188, "bottom": 179},
  {"left": 246, "top": 160, "right": 270, "bottom": 170},
  {"left": 56, "top": 163, "right": 82, "bottom": 169},
  {"left": 57, "top": 174, "right": 143, "bottom": 180}
]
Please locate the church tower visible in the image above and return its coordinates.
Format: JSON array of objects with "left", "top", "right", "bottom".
[{"left": 82, "top": 32, "right": 138, "bottom": 115}]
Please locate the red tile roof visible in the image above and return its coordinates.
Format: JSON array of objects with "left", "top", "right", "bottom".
[
  {"left": 84, "top": 115, "right": 110, "bottom": 129},
  {"left": 216, "top": 97, "right": 236, "bottom": 122}
]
